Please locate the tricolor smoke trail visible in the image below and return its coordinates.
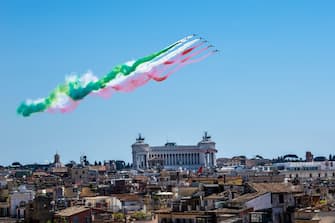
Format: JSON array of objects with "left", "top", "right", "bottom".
[{"left": 17, "top": 35, "right": 217, "bottom": 117}]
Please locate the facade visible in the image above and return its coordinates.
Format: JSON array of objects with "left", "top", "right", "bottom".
[
  {"left": 70, "top": 166, "right": 89, "bottom": 185},
  {"left": 9, "top": 185, "right": 35, "bottom": 218},
  {"left": 273, "top": 161, "right": 335, "bottom": 180},
  {"left": 0, "top": 189, "right": 9, "bottom": 217},
  {"left": 25, "top": 195, "right": 53, "bottom": 223},
  {"left": 84, "top": 196, "right": 122, "bottom": 212},
  {"left": 54, "top": 206, "right": 91, "bottom": 223},
  {"left": 132, "top": 132, "right": 218, "bottom": 170}
]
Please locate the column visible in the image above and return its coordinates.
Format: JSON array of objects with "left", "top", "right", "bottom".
[
  {"left": 167, "top": 154, "right": 170, "bottom": 165},
  {"left": 190, "top": 153, "right": 192, "bottom": 165},
  {"left": 173, "top": 154, "right": 175, "bottom": 165},
  {"left": 189, "top": 153, "right": 191, "bottom": 165},
  {"left": 164, "top": 153, "right": 166, "bottom": 165},
  {"left": 192, "top": 153, "right": 195, "bottom": 165},
  {"left": 178, "top": 153, "right": 181, "bottom": 165},
  {"left": 186, "top": 153, "right": 189, "bottom": 165},
  {"left": 171, "top": 153, "right": 173, "bottom": 165},
  {"left": 206, "top": 153, "right": 209, "bottom": 167},
  {"left": 207, "top": 153, "right": 210, "bottom": 167},
  {"left": 169, "top": 154, "right": 172, "bottom": 166},
  {"left": 194, "top": 153, "right": 196, "bottom": 165}
]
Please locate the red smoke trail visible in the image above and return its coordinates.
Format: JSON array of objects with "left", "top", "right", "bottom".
[
  {"left": 150, "top": 46, "right": 211, "bottom": 82},
  {"left": 184, "top": 51, "right": 215, "bottom": 65},
  {"left": 88, "top": 42, "right": 212, "bottom": 100}
]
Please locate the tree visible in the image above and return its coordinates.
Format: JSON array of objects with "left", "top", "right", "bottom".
[
  {"left": 113, "top": 212, "right": 125, "bottom": 222},
  {"left": 131, "top": 211, "right": 147, "bottom": 220},
  {"left": 12, "top": 162, "right": 22, "bottom": 167}
]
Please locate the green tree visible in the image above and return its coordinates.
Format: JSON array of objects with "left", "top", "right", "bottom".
[
  {"left": 113, "top": 212, "right": 125, "bottom": 222},
  {"left": 131, "top": 211, "right": 147, "bottom": 220}
]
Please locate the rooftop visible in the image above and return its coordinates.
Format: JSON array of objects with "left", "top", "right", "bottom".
[
  {"left": 231, "top": 182, "right": 303, "bottom": 204},
  {"left": 111, "top": 194, "right": 142, "bottom": 201},
  {"left": 249, "top": 182, "right": 303, "bottom": 193},
  {"left": 55, "top": 206, "right": 90, "bottom": 217}
]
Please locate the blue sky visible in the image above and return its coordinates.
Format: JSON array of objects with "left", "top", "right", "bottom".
[{"left": 0, "top": 0, "right": 334, "bottom": 165}]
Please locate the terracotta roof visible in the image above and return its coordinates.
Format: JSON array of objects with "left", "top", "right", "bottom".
[
  {"left": 52, "top": 167, "right": 68, "bottom": 173},
  {"left": 154, "top": 208, "right": 172, "bottom": 214},
  {"left": 231, "top": 182, "right": 303, "bottom": 204},
  {"left": 32, "top": 171, "right": 49, "bottom": 177},
  {"left": 111, "top": 194, "right": 143, "bottom": 201},
  {"left": 80, "top": 187, "right": 96, "bottom": 197},
  {"left": 177, "top": 187, "right": 198, "bottom": 197},
  {"left": 230, "top": 191, "right": 267, "bottom": 204},
  {"left": 211, "top": 207, "right": 250, "bottom": 214},
  {"left": 55, "top": 206, "right": 90, "bottom": 217},
  {"left": 249, "top": 182, "right": 303, "bottom": 193},
  {"left": 89, "top": 166, "right": 107, "bottom": 172},
  {"left": 133, "top": 175, "right": 148, "bottom": 181}
]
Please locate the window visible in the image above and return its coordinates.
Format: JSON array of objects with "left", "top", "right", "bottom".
[
  {"left": 279, "top": 194, "right": 284, "bottom": 203},
  {"left": 73, "top": 216, "right": 79, "bottom": 223}
]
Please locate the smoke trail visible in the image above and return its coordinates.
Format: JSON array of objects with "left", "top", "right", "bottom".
[{"left": 17, "top": 35, "right": 216, "bottom": 117}]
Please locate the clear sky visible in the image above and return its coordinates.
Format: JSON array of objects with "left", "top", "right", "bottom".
[{"left": 0, "top": 0, "right": 334, "bottom": 165}]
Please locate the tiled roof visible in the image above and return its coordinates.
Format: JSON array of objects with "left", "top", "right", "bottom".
[
  {"left": 111, "top": 194, "right": 143, "bottom": 201},
  {"left": 55, "top": 206, "right": 90, "bottom": 217},
  {"left": 249, "top": 182, "right": 303, "bottom": 193},
  {"left": 231, "top": 182, "right": 303, "bottom": 204},
  {"left": 177, "top": 187, "right": 198, "bottom": 197}
]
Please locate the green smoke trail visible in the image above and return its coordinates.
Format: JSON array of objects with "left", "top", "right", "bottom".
[
  {"left": 17, "top": 41, "right": 182, "bottom": 117},
  {"left": 68, "top": 41, "right": 179, "bottom": 100},
  {"left": 17, "top": 35, "right": 216, "bottom": 117}
]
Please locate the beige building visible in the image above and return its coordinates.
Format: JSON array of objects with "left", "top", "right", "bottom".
[
  {"left": 132, "top": 132, "right": 218, "bottom": 170},
  {"left": 273, "top": 161, "right": 335, "bottom": 180},
  {"left": 70, "top": 166, "right": 89, "bottom": 185}
]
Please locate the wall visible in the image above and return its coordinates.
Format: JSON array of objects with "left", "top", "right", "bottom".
[{"left": 246, "top": 193, "right": 272, "bottom": 211}]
